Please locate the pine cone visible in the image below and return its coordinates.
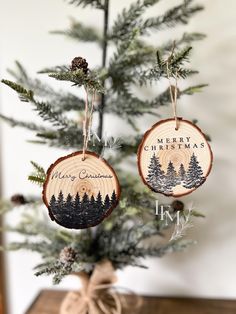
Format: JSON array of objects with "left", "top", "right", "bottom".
[
  {"left": 11, "top": 194, "right": 27, "bottom": 206},
  {"left": 172, "top": 200, "right": 184, "bottom": 212},
  {"left": 71, "top": 57, "right": 88, "bottom": 74},
  {"left": 59, "top": 247, "right": 76, "bottom": 263}
]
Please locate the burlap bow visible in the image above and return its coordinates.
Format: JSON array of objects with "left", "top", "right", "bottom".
[{"left": 60, "top": 259, "right": 141, "bottom": 314}]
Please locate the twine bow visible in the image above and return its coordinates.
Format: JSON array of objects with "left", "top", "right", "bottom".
[{"left": 60, "top": 260, "right": 141, "bottom": 314}]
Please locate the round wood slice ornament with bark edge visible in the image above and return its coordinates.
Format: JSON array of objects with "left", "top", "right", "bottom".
[
  {"left": 137, "top": 118, "right": 213, "bottom": 197},
  {"left": 42, "top": 151, "right": 120, "bottom": 229}
]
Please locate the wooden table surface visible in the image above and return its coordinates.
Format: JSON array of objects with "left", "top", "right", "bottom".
[{"left": 26, "top": 290, "right": 236, "bottom": 314}]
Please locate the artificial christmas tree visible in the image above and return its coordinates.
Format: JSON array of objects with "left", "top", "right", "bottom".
[{"left": 0, "top": 0, "right": 208, "bottom": 312}]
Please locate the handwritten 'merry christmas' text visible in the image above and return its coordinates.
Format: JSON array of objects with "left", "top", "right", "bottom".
[{"left": 51, "top": 170, "right": 113, "bottom": 182}]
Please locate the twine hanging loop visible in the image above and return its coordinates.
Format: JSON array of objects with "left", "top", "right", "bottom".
[
  {"left": 166, "top": 42, "right": 179, "bottom": 131},
  {"left": 82, "top": 87, "right": 96, "bottom": 161}
]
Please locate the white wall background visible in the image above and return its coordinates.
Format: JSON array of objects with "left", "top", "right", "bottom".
[{"left": 0, "top": 0, "right": 236, "bottom": 313}]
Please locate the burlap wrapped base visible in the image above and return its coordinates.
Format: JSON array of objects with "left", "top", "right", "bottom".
[{"left": 60, "top": 260, "right": 142, "bottom": 314}]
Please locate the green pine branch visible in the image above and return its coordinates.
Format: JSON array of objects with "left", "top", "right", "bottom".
[
  {"left": 106, "top": 82, "right": 207, "bottom": 132},
  {"left": 67, "top": 0, "right": 105, "bottom": 10},
  {"left": 0, "top": 0, "right": 207, "bottom": 284},
  {"left": 161, "top": 32, "right": 206, "bottom": 52},
  {"left": 181, "top": 84, "right": 208, "bottom": 95},
  {"left": 38, "top": 65, "right": 69, "bottom": 74},
  {"left": 143, "top": 0, "right": 203, "bottom": 31},
  {"left": 110, "top": 0, "right": 203, "bottom": 42},
  {"left": 35, "top": 127, "right": 84, "bottom": 149},
  {"left": 4, "top": 241, "right": 52, "bottom": 254},
  {"left": 169, "top": 46, "right": 192, "bottom": 73},
  {"left": 109, "top": 29, "right": 145, "bottom": 92},
  {"left": 1, "top": 79, "right": 33, "bottom": 102},
  {"left": 1, "top": 79, "right": 78, "bottom": 129},
  {"left": 33, "top": 101, "right": 69, "bottom": 128},
  {"left": 8, "top": 62, "right": 56, "bottom": 97},
  {"left": 34, "top": 260, "right": 75, "bottom": 284},
  {"left": 8, "top": 62, "right": 86, "bottom": 113},
  {"left": 28, "top": 161, "right": 46, "bottom": 186},
  {"left": 104, "top": 83, "right": 206, "bottom": 131},
  {"left": 51, "top": 19, "right": 102, "bottom": 44},
  {"left": 8, "top": 60, "right": 28, "bottom": 81},
  {"left": 110, "top": 0, "right": 161, "bottom": 42},
  {"left": 49, "top": 69, "right": 105, "bottom": 93},
  {"left": 134, "top": 239, "right": 196, "bottom": 258},
  {"left": 138, "top": 46, "right": 197, "bottom": 86},
  {"left": 28, "top": 175, "right": 45, "bottom": 186},
  {"left": 0, "top": 114, "right": 48, "bottom": 132}
]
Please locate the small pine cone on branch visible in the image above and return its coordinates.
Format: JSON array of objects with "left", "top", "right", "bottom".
[
  {"left": 59, "top": 247, "right": 76, "bottom": 264},
  {"left": 11, "top": 194, "right": 27, "bottom": 206},
  {"left": 71, "top": 57, "right": 89, "bottom": 74}
]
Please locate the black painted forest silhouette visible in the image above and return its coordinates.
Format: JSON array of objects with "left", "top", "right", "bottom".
[
  {"left": 49, "top": 190, "right": 118, "bottom": 228},
  {"left": 146, "top": 153, "right": 205, "bottom": 195}
]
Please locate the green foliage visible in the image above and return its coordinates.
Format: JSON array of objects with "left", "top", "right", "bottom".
[
  {"left": 182, "top": 84, "right": 208, "bottom": 95},
  {"left": 1, "top": 78, "right": 79, "bottom": 134},
  {"left": 110, "top": 0, "right": 161, "bottom": 42},
  {"left": 161, "top": 32, "right": 206, "bottom": 52},
  {"left": 67, "top": 0, "right": 105, "bottom": 10},
  {"left": 51, "top": 19, "right": 102, "bottom": 44},
  {"left": 142, "top": 0, "right": 203, "bottom": 31},
  {"left": 0, "top": 176, "right": 198, "bottom": 283},
  {"left": 1, "top": 0, "right": 207, "bottom": 133},
  {"left": 28, "top": 161, "right": 46, "bottom": 186},
  {"left": 49, "top": 69, "right": 105, "bottom": 93},
  {"left": 1, "top": 79, "right": 33, "bottom": 102},
  {"left": 0, "top": 114, "right": 47, "bottom": 132},
  {"left": 8, "top": 62, "right": 86, "bottom": 113},
  {"left": 0, "top": 0, "right": 207, "bottom": 283},
  {"left": 110, "top": 0, "right": 203, "bottom": 41},
  {"left": 35, "top": 127, "right": 84, "bottom": 149}
]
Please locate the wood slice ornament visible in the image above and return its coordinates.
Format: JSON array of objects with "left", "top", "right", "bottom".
[
  {"left": 43, "top": 152, "right": 120, "bottom": 229},
  {"left": 137, "top": 118, "right": 213, "bottom": 197}
]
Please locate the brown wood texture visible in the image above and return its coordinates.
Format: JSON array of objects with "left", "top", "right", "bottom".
[
  {"left": 26, "top": 290, "right": 236, "bottom": 314},
  {"left": 137, "top": 118, "right": 213, "bottom": 197},
  {"left": 43, "top": 151, "right": 120, "bottom": 229}
]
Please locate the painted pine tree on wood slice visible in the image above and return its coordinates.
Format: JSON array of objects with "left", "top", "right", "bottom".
[
  {"left": 146, "top": 153, "right": 166, "bottom": 193},
  {"left": 137, "top": 118, "right": 213, "bottom": 197},
  {"left": 183, "top": 153, "right": 205, "bottom": 189},
  {"left": 178, "top": 163, "right": 186, "bottom": 182},
  {"left": 43, "top": 151, "right": 120, "bottom": 229}
]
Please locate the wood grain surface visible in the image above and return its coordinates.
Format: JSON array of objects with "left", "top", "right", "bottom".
[
  {"left": 43, "top": 152, "right": 120, "bottom": 206},
  {"left": 26, "top": 290, "right": 236, "bottom": 314},
  {"left": 137, "top": 118, "right": 213, "bottom": 197},
  {"left": 43, "top": 151, "right": 120, "bottom": 229}
]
